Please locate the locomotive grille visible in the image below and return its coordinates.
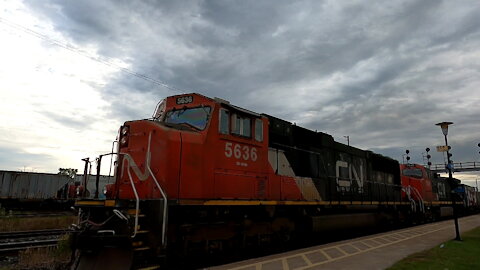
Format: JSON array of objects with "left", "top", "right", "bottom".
[{"left": 257, "top": 177, "right": 266, "bottom": 198}]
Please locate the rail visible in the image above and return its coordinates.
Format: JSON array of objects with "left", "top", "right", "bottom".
[
  {"left": 0, "top": 229, "right": 70, "bottom": 253},
  {"left": 0, "top": 229, "right": 70, "bottom": 240}
]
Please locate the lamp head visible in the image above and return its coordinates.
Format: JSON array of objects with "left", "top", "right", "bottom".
[{"left": 435, "top": 122, "right": 453, "bottom": 136}]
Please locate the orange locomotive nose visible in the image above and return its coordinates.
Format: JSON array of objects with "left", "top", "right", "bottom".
[{"left": 114, "top": 119, "right": 182, "bottom": 200}]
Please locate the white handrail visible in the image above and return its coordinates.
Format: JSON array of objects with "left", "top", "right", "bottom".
[
  {"left": 410, "top": 186, "right": 425, "bottom": 213},
  {"left": 402, "top": 186, "right": 416, "bottom": 212},
  {"left": 146, "top": 132, "right": 168, "bottom": 246},
  {"left": 121, "top": 132, "right": 169, "bottom": 244},
  {"left": 402, "top": 185, "right": 425, "bottom": 213},
  {"left": 148, "top": 167, "right": 168, "bottom": 246},
  {"left": 126, "top": 165, "right": 140, "bottom": 238}
]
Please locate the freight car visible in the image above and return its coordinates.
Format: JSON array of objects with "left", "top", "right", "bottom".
[
  {"left": 0, "top": 170, "right": 72, "bottom": 208},
  {"left": 0, "top": 171, "right": 113, "bottom": 209},
  {"left": 70, "top": 93, "right": 475, "bottom": 269}
]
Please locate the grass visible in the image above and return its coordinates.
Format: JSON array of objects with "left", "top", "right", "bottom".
[
  {"left": 0, "top": 216, "right": 76, "bottom": 232},
  {"left": 0, "top": 213, "right": 76, "bottom": 269},
  {"left": 14, "top": 234, "right": 72, "bottom": 270},
  {"left": 0, "top": 215, "right": 76, "bottom": 270},
  {"left": 388, "top": 227, "right": 480, "bottom": 270}
]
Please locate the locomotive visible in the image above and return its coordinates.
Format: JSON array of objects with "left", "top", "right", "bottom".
[{"left": 71, "top": 93, "right": 471, "bottom": 269}]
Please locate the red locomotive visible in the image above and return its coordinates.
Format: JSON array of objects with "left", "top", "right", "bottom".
[{"left": 72, "top": 93, "right": 475, "bottom": 269}]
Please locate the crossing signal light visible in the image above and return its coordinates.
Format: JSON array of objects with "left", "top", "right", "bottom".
[{"left": 426, "top": 148, "right": 430, "bottom": 152}]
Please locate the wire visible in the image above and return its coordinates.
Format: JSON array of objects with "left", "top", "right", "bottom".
[{"left": 0, "top": 16, "right": 186, "bottom": 93}]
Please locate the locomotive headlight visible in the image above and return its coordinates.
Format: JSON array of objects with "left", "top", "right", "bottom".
[
  {"left": 121, "top": 126, "right": 129, "bottom": 136},
  {"left": 103, "top": 186, "right": 107, "bottom": 195},
  {"left": 76, "top": 187, "right": 80, "bottom": 196},
  {"left": 120, "top": 136, "right": 128, "bottom": 146}
]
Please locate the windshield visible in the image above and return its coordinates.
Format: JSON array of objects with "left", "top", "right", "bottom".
[
  {"left": 165, "top": 106, "right": 211, "bottom": 130},
  {"left": 402, "top": 168, "right": 423, "bottom": 179}
]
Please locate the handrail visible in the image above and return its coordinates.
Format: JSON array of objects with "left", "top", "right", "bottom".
[
  {"left": 410, "top": 186, "right": 425, "bottom": 213},
  {"left": 402, "top": 186, "right": 416, "bottom": 212},
  {"left": 146, "top": 132, "right": 168, "bottom": 246},
  {"left": 120, "top": 132, "right": 168, "bottom": 243},
  {"left": 148, "top": 167, "right": 168, "bottom": 246},
  {"left": 126, "top": 165, "right": 140, "bottom": 238},
  {"left": 402, "top": 185, "right": 425, "bottom": 213}
]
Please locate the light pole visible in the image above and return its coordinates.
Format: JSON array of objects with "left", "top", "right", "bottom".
[
  {"left": 344, "top": 136, "right": 350, "bottom": 146},
  {"left": 435, "top": 121, "right": 461, "bottom": 241}
]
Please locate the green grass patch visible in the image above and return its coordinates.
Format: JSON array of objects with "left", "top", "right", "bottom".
[{"left": 388, "top": 227, "right": 480, "bottom": 270}]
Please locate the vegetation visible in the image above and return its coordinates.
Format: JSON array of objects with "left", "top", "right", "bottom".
[
  {"left": 388, "top": 227, "right": 480, "bottom": 270},
  {"left": 15, "top": 235, "right": 72, "bottom": 270},
  {"left": 57, "top": 168, "right": 78, "bottom": 178},
  {"left": 0, "top": 218, "right": 74, "bottom": 270},
  {"left": 0, "top": 216, "right": 76, "bottom": 232}
]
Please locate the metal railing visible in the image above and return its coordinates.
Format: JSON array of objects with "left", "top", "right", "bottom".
[
  {"left": 430, "top": 161, "right": 480, "bottom": 173},
  {"left": 146, "top": 132, "right": 168, "bottom": 246},
  {"left": 402, "top": 186, "right": 424, "bottom": 213},
  {"left": 84, "top": 131, "right": 169, "bottom": 241},
  {"left": 119, "top": 132, "right": 168, "bottom": 241}
]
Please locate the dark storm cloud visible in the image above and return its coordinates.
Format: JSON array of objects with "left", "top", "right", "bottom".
[{"left": 24, "top": 0, "right": 480, "bottom": 171}]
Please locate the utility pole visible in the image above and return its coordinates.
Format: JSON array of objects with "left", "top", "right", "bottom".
[{"left": 435, "top": 121, "right": 461, "bottom": 241}]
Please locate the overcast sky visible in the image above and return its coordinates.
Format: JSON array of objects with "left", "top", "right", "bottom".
[{"left": 1, "top": 0, "right": 479, "bottom": 185}]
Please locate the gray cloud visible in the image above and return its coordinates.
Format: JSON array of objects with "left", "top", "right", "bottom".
[
  {"left": 0, "top": 146, "right": 54, "bottom": 171},
  {"left": 21, "top": 0, "right": 480, "bottom": 179}
]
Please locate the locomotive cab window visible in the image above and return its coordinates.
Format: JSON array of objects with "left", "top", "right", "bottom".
[
  {"left": 255, "top": 118, "right": 263, "bottom": 142},
  {"left": 219, "top": 109, "right": 229, "bottom": 134},
  {"left": 402, "top": 168, "right": 423, "bottom": 179},
  {"left": 165, "top": 106, "right": 211, "bottom": 130},
  {"left": 231, "top": 113, "right": 251, "bottom": 137}
]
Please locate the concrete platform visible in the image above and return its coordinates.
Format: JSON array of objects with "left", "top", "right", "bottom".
[{"left": 210, "top": 214, "right": 480, "bottom": 270}]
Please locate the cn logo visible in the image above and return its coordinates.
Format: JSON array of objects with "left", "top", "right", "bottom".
[{"left": 224, "top": 142, "right": 257, "bottom": 161}]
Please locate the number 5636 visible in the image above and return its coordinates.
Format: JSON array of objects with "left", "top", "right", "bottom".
[{"left": 224, "top": 142, "right": 257, "bottom": 161}]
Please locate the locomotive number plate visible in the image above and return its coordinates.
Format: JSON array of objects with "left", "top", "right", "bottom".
[
  {"left": 224, "top": 142, "right": 257, "bottom": 162},
  {"left": 176, "top": 96, "right": 193, "bottom": 105}
]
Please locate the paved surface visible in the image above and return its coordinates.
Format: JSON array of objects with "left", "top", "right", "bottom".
[{"left": 210, "top": 214, "right": 480, "bottom": 270}]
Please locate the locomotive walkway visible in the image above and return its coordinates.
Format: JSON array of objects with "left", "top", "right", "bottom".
[{"left": 210, "top": 214, "right": 480, "bottom": 270}]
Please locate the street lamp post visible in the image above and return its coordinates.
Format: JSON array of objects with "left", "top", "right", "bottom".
[{"left": 435, "top": 121, "right": 461, "bottom": 241}]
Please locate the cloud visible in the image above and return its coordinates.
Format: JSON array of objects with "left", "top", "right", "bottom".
[{"left": 0, "top": 146, "right": 54, "bottom": 172}]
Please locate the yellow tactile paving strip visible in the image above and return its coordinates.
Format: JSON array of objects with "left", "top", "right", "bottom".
[{"left": 223, "top": 216, "right": 479, "bottom": 270}]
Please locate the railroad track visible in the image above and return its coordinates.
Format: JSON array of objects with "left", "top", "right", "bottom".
[
  {"left": 0, "top": 212, "right": 74, "bottom": 219},
  {"left": 0, "top": 229, "right": 72, "bottom": 253}
]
